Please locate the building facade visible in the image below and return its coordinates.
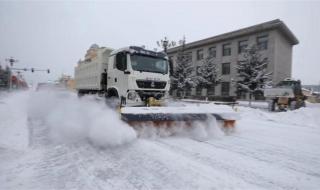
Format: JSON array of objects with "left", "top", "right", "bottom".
[{"left": 167, "top": 19, "right": 299, "bottom": 99}]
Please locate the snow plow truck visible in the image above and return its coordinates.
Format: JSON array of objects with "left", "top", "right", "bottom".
[
  {"left": 264, "top": 78, "right": 307, "bottom": 111},
  {"left": 74, "top": 44, "right": 238, "bottom": 131}
]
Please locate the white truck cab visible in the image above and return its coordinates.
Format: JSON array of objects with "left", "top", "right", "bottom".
[{"left": 75, "top": 45, "right": 170, "bottom": 106}]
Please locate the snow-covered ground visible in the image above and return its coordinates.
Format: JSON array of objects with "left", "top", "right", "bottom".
[
  {"left": 237, "top": 100, "right": 269, "bottom": 109},
  {"left": 1, "top": 90, "right": 320, "bottom": 189}
]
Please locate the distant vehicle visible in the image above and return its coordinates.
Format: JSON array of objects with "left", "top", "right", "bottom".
[
  {"left": 36, "top": 82, "right": 65, "bottom": 91},
  {"left": 264, "top": 78, "right": 307, "bottom": 111}
]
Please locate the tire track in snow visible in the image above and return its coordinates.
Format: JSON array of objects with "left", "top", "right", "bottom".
[
  {"left": 155, "top": 137, "right": 320, "bottom": 190},
  {"left": 85, "top": 140, "right": 228, "bottom": 189},
  {"left": 203, "top": 135, "right": 320, "bottom": 178},
  {"left": 27, "top": 118, "right": 234, "bottom": 189},
  {"left": 27, "top": 118, "right": 113, "bottom": 190}
]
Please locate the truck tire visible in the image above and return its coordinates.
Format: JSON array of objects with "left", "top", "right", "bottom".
[
  {"left": 105, "top": 89, "right": 120, "bottom": 108},
  {"left": 268, "top": 100, "right": 276, "bottom": 112},
  {"left": 77, "top": 91, "right": 84, "bottom": 98},
  {"left": 289, "top": 101, "right": 297, "bottom": 110},
  {"left": 295, "top": 100, "right": 306, "bottom": 109}
]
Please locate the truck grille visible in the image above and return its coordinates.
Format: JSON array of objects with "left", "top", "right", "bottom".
[{"left": 136, "top": 80, "right": 167, "bottom": 89}]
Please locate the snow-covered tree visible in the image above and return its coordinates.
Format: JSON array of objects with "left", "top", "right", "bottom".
[
  {"left": 235, "top": 44, "right": 272, "bottom": 105},
  {"left": 196, "top": 56, "right": 221, "bottom": 95},
  {"left": 171, "top": 37, "right": 199, "bottom": 98}
]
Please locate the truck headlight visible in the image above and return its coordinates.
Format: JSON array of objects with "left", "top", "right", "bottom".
[{"left": 127, "top": 91, "right": 137, "bottom": 100}]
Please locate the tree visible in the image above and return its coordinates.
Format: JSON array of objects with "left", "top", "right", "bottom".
[
  {"left": 171, "top": 36, "right": 199, "bottom": 98},
  {"left": 196, "top": 56, "right": 221, "bottom": 97},
  {"left": 235, "top": 44, "right": 272, "bottom": 106}
]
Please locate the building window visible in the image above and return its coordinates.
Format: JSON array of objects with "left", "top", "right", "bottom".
[
  {"left": 221, "top": 82, "right": 230, "bottom": 96},
  {"left": 186, "top": 89, "right": 192, "bottom": 96},
  {"left": 207, "top": 85, "right": 215, "bottom": 96},
  {"left": 196, "top": 49, "right": 204, "bottom": 60},
  {"left": 196, "top": 86, "right": 202, "bottom": 96},
  {"left": 208, "top": 46, "right": 216, "bottom": 58},
  {"left": 238, "top": 40, "right": 248, "bottom": 54},
  {"left": 222, "top": 63, "right": 230, "bottom": 75},
  {"left": 222, "top": 43, "right": 231, "bottom": 56},
  {"left": 257, "top": 35, "right": 268, "bottom": 50},
  {"left": 184, "top": 52, "right": 192, "bottom": 63}
]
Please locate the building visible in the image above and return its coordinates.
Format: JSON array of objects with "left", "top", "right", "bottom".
[
  {"left": 0, "top": 65, "right": 10, "bottom": 90},
  {"left": 167, "top": 19, "right": 299, "bottom": 99},
  {"left": 57, "top": 74, "right": 76, "bottom": 91}
]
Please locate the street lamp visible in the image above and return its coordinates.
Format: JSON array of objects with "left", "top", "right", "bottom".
[
  {"left": 162, "top": 37, "right": 169, "bottom": 53},
  {"left": 157, "top": 37, "right": 176, "bottom": 54},
  {"left": 5, "top": 57, "right": 18, "bottom": 67}
]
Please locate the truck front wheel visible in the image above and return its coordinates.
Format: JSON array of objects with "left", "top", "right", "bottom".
[
  {"left": 77, "top": 90, "right": 84, "bottom": 98},
  {"left": 106, "top": 89, "right": 120, "bottom": 108}
]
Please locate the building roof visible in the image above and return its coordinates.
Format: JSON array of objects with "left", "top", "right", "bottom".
[{"left": 167, "top": 19, "right": 299, "bottom": 54}]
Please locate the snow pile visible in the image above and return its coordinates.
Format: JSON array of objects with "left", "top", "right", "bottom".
[
  {"left": 237, "top": 100, "right": 269, "bottom": 109},
  {"left": 270, "top": 107, "right": 320, "bottom": 129},
  {"left": 238, "top": 106, "right": 320, "bottom": 129},
  {"left": 28, "top": 90, "right": 137, "bottom": 147}
]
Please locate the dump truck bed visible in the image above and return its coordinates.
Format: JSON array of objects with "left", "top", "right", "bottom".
[{"left": 74, "top": 47, "right": 113, "bottom": 90}]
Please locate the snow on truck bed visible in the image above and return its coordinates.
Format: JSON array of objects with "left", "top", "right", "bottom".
[{"left": 1, "top": 90, "right": 320, "bottom": 190}]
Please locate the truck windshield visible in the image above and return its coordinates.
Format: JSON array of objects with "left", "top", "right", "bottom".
[{"left": 130, "top": 54, "right": 168, "bottom": 74}]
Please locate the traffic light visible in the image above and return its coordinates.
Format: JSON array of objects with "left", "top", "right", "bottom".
[{"left": 31, "top": 68, "right": 34, "bottom": 72}]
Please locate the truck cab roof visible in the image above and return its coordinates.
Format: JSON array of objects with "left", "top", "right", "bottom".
[{"left": 111, "top": 46, "right": 167, "bottom": 59}]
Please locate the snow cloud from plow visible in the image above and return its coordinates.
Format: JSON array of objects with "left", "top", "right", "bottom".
[
  {"left": 135, "top": 115, "right": 225, "bottom": 141},
  {"left": 26, "top": 90, "right": 228, "bottom": 147},
  {"left": 27, "top": 90, "right": 137, "bottom": 147}
]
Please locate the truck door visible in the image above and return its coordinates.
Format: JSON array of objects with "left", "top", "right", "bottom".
[{"left": 108, "top": 52, "right": 129, "bottom": 98}]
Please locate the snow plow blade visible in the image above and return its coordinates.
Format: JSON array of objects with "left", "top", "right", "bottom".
[{"left": 120, "top": 104, "right": 239, "bottom": 129}]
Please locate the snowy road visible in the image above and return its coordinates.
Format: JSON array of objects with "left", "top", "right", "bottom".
[{"left": 1, "top": 91, "right": 320, "bottom": 189}]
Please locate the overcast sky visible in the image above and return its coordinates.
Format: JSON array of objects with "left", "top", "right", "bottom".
[{"left": 0, "top": 0, "right": 319, "bottom": 85}]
